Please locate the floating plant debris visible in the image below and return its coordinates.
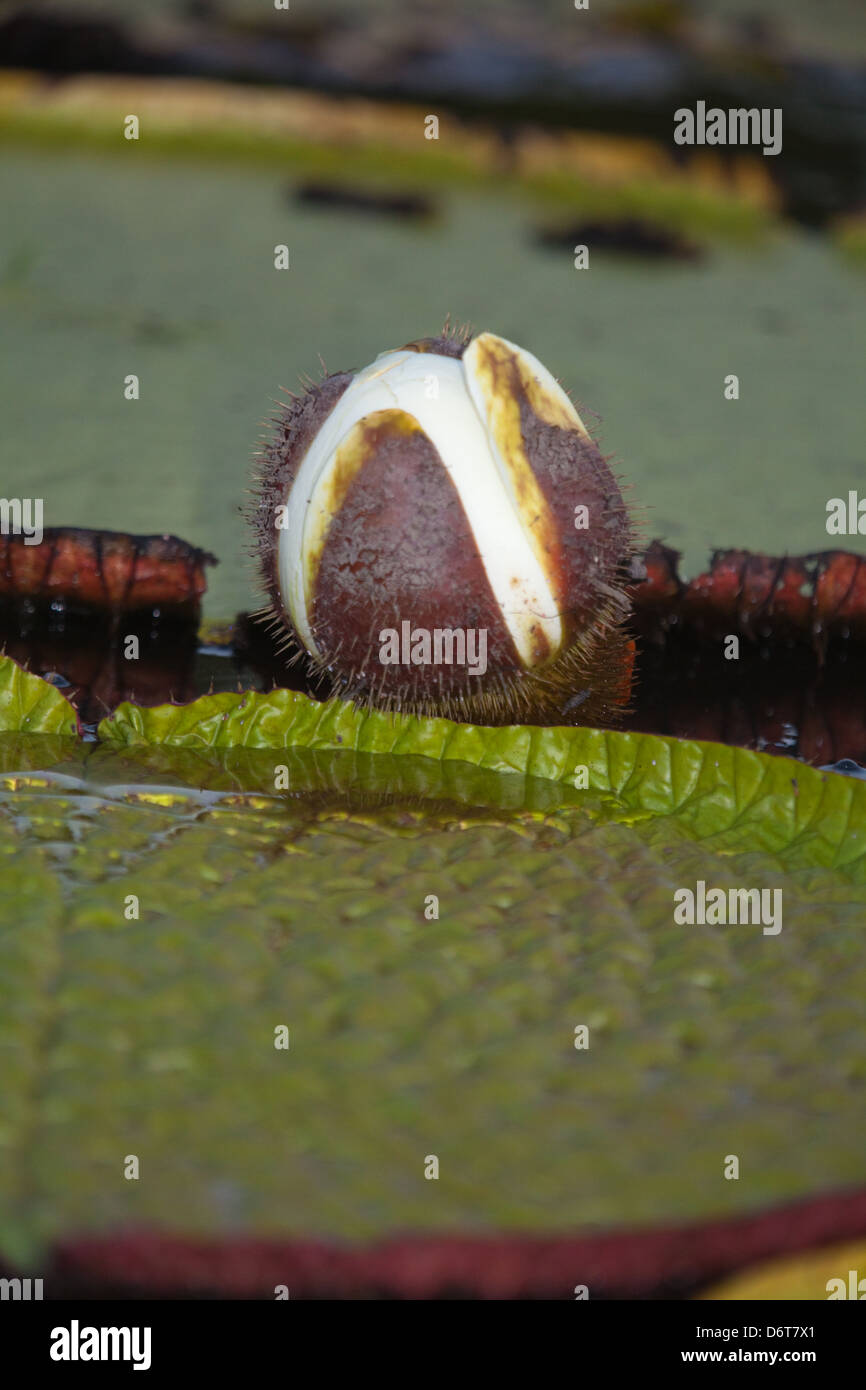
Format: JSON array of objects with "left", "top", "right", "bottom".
[
  {"left": 0, "top": 528, "right": 216, "bottom": 723},
  {"left": 633, "top": 541, "right": 866, "bottom": 647},
  {"left": 535, "top": 217, "right": 703, "bottom": 261},
  {"left": 292, "top": 181, "right": 435, "bottom": 221},
  {"left": 0, "top": 527, "right": 216, "bottom": 618}
]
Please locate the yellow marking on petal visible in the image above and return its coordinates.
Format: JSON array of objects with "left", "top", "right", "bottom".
[
  {"left": 468, "top": 331, "right": 590, "bottom": 436},
  {"left": 464, "top": 333, "right": 578, "bottom": 650}
]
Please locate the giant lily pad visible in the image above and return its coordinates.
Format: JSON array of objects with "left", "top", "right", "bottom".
[{"left": 0, "top": 657, "right": 864, "bottom": 1293}]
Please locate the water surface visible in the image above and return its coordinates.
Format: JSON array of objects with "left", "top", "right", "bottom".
[{"left": 1, "top": 147, "right": 863, "bottom": 619}]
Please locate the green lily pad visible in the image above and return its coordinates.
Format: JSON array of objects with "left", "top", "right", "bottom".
[
  {"left": 0, "top": 661, "right": 864, "bottom": 1269},
  {"left": 0, "top": 656, "right": 79, "bottom": 738},
  {"left": 99, "top": 684, "right": 866, "bottom": 874}
]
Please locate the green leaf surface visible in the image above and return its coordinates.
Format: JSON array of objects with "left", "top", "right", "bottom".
[
  {"left": 0, "top": 664, "right": 864, "bottom": 1265},
  {"left": 100, "top": 685, "right": 866, "bottom": 876},
  {"left": 0, "top": 657, "right": 78, "bottom": 738}
]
